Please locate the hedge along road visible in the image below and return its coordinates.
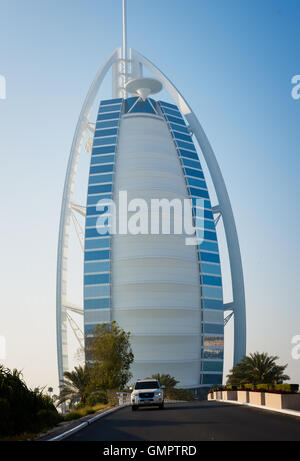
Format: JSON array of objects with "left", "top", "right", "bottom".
[{"left": 62, "top": 401, "right": 300, "bottom": 441}]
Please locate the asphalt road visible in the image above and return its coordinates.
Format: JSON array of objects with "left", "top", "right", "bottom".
[{"left": 63, "top": 401, "right": 300, "bottom": 441}]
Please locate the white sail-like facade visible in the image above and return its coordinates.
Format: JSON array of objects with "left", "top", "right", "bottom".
[{"left": 112, "top": 113, "right": 202, "bottom": 387}]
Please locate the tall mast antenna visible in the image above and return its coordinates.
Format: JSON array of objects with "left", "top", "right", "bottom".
[{"left": 122, "top": 0, "right": 128, "bottom": 89}]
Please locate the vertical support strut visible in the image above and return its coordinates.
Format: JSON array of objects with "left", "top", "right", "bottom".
[
  {"left": 123, "top": 0, "right": 127, "bottom": 73},
  {"left": 122, "top": 0, "right": 128, "bottom": 97}
]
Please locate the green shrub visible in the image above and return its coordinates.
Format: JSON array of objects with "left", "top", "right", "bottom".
[
  {"left": 256, "top": 384, "right": 271, "bottom": 392},
  {"left": 63, "top": 403, "right": 108, "bottom": 421},
  {"left": 0, "top": 365, "right": 61, "bottom": 437},
  {"left": 208, "top": 383, "right": 299, "bottom": 394},
  {"left": 86, "top": 408, "right": 96, "bottom": 415},
  {"left": 249, "top": 383, "right": 299, "bottom": 394},
  {"left": 0, "top": 398, "right": 13, "bottom": 436},
  {"left": 106, "top": 390, "right": 119, "bottom": 406},
  {"left": 165, "top": 388, "right": 195, "bottom": 401},
  {"left": 85, "top": 391, "right": 108, "bottom": 407},
  {"left": 243, "top": 384, "right": 255, "bottom": 391},
  {"left": 210, "top": 386, "right": 226, "bottom": 393},
  {"left": 36, "top": 409, "right": 62, "bottom": 430},
  {"left": 64, "top": 411, "right": 82, "bottom": 421},
  {"left": 274, "top": 383, "right": 299, "bottom": 393}
]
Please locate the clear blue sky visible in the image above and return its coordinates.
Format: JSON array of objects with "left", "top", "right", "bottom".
[{"left": 0, "top": 0, "right": 299, "bottom": 390}]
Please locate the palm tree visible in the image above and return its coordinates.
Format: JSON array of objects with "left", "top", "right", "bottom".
[
  {"left": 56, "top": 365, "right": 90, "bottom": 409},
  {"left": 227, "top": 352, "right": 290, "bottom": 386},
  {"left": 151, "top": 373, "right": 179, "bottom": 389}
]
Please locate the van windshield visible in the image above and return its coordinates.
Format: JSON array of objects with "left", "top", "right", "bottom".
[{"left": 135, "top": 381, "right": 159, "bottom": 390}]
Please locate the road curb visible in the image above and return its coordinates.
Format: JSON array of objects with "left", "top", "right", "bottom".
[
  {"left": 48, "top": 404, "right": 130, "bottom": 441},
  {"left": 213, "top": 399, "right": 300, "bottom": 418}
]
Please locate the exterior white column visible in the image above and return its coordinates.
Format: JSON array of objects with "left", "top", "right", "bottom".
[{"left": 112, "top": 48, "right": 123, "bottom": 99}]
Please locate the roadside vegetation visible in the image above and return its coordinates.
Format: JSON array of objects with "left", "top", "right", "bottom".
[
  {"left": 209, "top": 383, "right": 299, "bottom": 394},
  {"left": 0, "top": 321, "right": 134, "bottom": 439},
  {"left": 63, "top": 403, "right": 109, "bottom": 421},
  {"left": 209, "top": 352, "right": 296, "bottom": 395},
  {"left": 57, "top": 321, "right": 134, "bottom": 414},
  {"left": 150, "top": 373, "right": 195, "bottom": 401},
  {"left": 226, "top": 352, "right": 290, "bottom": 386},
  {"left": 0, "top": 366, "right": 62, "bottom": 439}
]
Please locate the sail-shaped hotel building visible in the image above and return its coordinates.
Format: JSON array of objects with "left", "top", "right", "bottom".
[{"left": 56, "top": 1, "right": 246, "bottom": 393}]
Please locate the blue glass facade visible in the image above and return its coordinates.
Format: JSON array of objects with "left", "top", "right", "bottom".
[
  {"left": 84, "top": 98, "right": 123, "bottom": 323},
  {"left": 84, "top": 96, "right": 224, "bottom": 387}
]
